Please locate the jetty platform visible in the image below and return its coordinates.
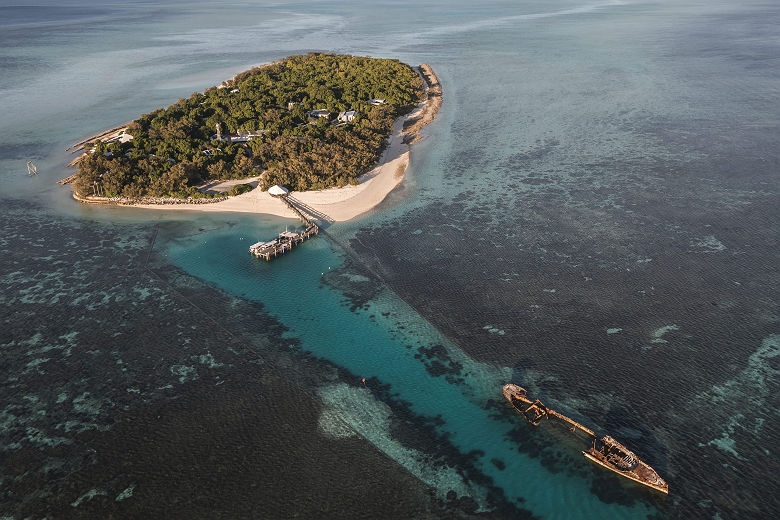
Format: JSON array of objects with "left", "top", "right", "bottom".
[{"left": 248, "top": 194, "right": 320, "bottom": 261}]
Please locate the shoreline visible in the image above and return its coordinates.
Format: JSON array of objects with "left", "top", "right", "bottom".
[{"left": 68, "top": 64, "right": 441, "bottom": 223}]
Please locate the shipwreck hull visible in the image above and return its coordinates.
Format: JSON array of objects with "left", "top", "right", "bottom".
[
  {"left": 582, "top": 449, "right": 669, "bottom": 494},
  {"left": 502, "top": 384, "right": 668, "bottom": 495}
]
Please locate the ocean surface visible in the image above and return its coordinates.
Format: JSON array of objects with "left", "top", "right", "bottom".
[{"left": 1, "top": 1, "right": 778, "bottom": 518}]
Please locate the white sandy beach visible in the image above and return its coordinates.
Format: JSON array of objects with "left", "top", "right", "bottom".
[{"left": 132, "top": 106, "right": 417, "bottom": 222}]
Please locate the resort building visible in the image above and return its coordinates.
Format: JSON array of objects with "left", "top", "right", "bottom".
[
  {"left": 211, "top": 125, "right": 266, "bottom": 143},
  {"left": 307, "top": 109, "right": 331, "bottom": 119},
  {"left": 337, "top": 110, "right": 359, "bottom": 123},
  {"left": 227, "top": 130, "right": 267, "bottom": 143},
  {"left": 107, "top": 132, "right": 134, "bottom": 144}
]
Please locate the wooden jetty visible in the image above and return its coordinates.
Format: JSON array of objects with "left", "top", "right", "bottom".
[{"left": 248, "top": 194, "right": 319, "bottom": 261}]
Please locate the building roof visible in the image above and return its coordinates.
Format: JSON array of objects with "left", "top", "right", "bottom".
[
  {"left": 268, "top": 185, "right": 289, "bottom": 196},
  {"left": 337, "top": 110, "right": 359, "bottom": 122},
  {"left": 308, "top": 109, "right": 330, "bottom": 118}
]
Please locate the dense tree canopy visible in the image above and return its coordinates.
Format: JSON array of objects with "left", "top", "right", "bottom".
[{"left": 74, "top": 53, "right": 424, "bottom": 198}]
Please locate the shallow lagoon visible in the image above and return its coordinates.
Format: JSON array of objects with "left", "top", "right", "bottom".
[
  {"left": 165, "top": 217, "right": 658, "bottom": 517},
  {"left": 1, "top": 0, "right": 778, "bottom": 518}
]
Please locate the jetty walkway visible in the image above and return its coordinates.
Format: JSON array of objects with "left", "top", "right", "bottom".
[
  {"left": 287, "top": 195, "right": 335, "bottom": 224},
  {"left": 248, "top": 194, "right": 322, "bottom": 261}
]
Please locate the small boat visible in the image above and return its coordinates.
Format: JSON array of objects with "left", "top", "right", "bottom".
[{"left": 502, "top": 384, "right": 668, "bottom": 494}]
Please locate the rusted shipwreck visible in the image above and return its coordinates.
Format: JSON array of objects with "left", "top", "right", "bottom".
[{"left": 502, "top": 384, "right": 668, "bottom": 494}]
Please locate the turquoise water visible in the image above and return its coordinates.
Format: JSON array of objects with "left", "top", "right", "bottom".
[
  {"left": 2, "top": 0, "right": 778, "bottom": 518},
  {"left": 164, "top": 219, "right": 657, "bottom": 518}
]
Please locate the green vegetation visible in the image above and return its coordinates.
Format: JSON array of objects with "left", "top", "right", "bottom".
[
  {"left": 226, "top": 183, "right": 254, "bottom": 196},
  {"left": 74, "top": 53, "right": 424, "bottom": 198}
]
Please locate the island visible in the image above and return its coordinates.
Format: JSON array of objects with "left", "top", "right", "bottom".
[{"left": 63, "top": 53, "right": 441, "bottom": 221}]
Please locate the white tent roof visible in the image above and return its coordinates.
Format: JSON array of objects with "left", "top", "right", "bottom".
[{"left": 268, "top": 185, "right": 289, "bottom": 196}]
